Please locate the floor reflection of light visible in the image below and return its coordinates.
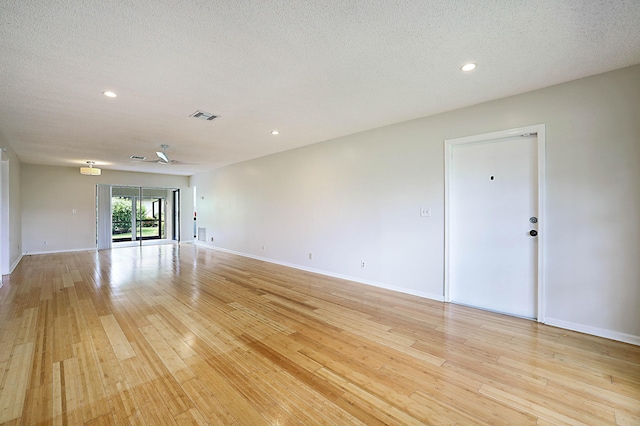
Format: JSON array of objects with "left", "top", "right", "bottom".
[
  {"left": 94, "top": 244, "right": 207, "bottom": 305},
  {"left": 93, "top": 250, "right": 103, "bottom": 284},
  {"left": 111, "top": 241, "right": 180, "bottom": 282},
  {"left": 110, "top": 250, "right": 133, "bottom": 287}
]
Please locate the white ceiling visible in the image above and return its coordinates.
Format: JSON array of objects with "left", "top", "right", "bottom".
[{"left": 1, "top": 1, "right": 640, "bottom": 176}]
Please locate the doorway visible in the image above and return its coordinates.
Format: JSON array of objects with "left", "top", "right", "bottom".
[
  {"left": 111, "top": 188, "right": 166, "bottom": 242},
  {"left": 444, "top": 125, "right": 546, "bottom": 321},
  {"left": 97, "top": 185, "right": 181, "bottom": 249},
  {"left": 172, "top": 189, "right": 180, "bottom": 241}
]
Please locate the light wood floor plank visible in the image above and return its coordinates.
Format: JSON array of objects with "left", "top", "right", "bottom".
[
  {"left": 0, "top": 245, "right": 637, "bottom": 424},
  {"left": 99, "top": 314, "right": 136, "bottom": 361},
  {"left": 479, "top": 383, "right": 588, "bottom": 425},
  {"left": 0, "top": 342, "right": 35, "bottom": 423},
  {"left": 139, "top": 321, "right": 195, "bottom": 383}
]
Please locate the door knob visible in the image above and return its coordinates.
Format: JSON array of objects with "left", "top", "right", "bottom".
[{"left": 529, "top": 230, "right": 538, "bottom": 237}]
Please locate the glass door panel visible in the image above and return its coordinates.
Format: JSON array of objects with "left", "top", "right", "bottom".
[
  {"left": 111, "top": 186, "right": 140, "bottom": 243},
  {"left": 111, "top": 186, "right": 179, "bottom": 246},
  {"left": 140, "top": 187, "right": 169, "bottom": 245}
]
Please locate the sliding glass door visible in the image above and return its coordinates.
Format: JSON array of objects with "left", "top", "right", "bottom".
[{"left": 108, "top": 186, "right": 179, "bottom": 245}]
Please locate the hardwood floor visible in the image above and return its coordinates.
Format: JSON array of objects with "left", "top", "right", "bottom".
[{"left": 0, "top": 245, "right": 638, "bottom": 425}]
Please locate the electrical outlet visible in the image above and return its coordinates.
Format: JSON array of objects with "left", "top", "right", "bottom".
[
  {"left": 210, "top": 237, "right": 214, "bottom": 242},
  {"left": 309, "top": 253, "right": 313, "bottom": 260},
  {"left": 361, "top": 261, "right": 366, "bottom": 268},
  {"left": 261, "top": 245, "right": 265, "bottom": 250},
  {"left": 420, "top": 206, "right": 431, "bottom": 217}
]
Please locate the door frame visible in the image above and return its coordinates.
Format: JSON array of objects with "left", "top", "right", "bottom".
[
  {"left": 172, "top": 189, "right": 180, "bottom": 241},
  {"left": 444, "top": 124, "right": 546, "bottom": 322},
  {"left": 101, "top": 185, "right": 181, "bottom": 247},
  {"left": 0, "top": 156, "right": 8, "bottom": 275}
]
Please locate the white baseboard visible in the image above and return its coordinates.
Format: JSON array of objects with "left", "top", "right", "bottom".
[
  {"left": 545, "top": 317, "right": 640, "bottom": 346},
  {"left": 12, "top": 242, "right": 639, "bottom": 346},
  {"left": 194, "top": 244, "right": 638, "bottom": 346},
  {"left": 24, "top": 247, "right": 97, "bottom": 256},
  {"left": 10, "top": 254, "right": 23, "bottom": 273},
  {"left": 194, "top": 242, "right": 445, "bottom": 302},
  {"left": 27, "top": 241, "right": 193, "bottom": 256}
]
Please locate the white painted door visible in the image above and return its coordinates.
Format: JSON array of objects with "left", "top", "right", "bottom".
[{"left": 449, "top": 134, "right": 539, "bottom": 318}]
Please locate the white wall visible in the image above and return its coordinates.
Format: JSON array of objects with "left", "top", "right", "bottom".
[
  {"left": 21, "top": 165, "right": 190, "bottom": 254},
  {"left": 192, "top": 65, "right": 640, "bottom": 344},
  {"left": 0, "top": 136, "right": 22, "bottom": 275}
]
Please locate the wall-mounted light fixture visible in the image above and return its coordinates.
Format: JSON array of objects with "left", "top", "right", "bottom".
[{"left": 80, "top": 161, "right": 101, "bottom": 176}]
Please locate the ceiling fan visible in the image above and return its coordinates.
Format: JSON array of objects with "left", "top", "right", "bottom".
[
  {"left": 155, "top": 144, "right": 173, "bottom": 164},
  {"left": 132, "top": 144, "right": 186, "bottom": 165}
]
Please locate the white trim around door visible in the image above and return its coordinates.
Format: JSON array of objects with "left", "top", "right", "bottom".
[{"left": 444, "top": 124, "right": 546, "bottom": 323}]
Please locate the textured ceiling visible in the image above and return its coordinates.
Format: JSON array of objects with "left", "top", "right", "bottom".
[{"left": 1, "top": 0, "right": 640, "bottom": 176}]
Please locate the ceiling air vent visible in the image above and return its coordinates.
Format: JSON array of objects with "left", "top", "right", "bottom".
[
  {"left": 130, "top": 155, "right": 147, "bottom": 160},
  {"left": 190, "top": 110, "right": 219, "bottom": 121}
]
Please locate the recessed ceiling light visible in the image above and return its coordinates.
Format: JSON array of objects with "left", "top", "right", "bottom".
[
  {"left": 271, "top": 130, "right": 279, "bottom": 135},
  {"left": 460, "top": 63, "right": 477, "bottom": 72},
  {"left": 102, "top": 91, "right": 117, "bottom": 98}
]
